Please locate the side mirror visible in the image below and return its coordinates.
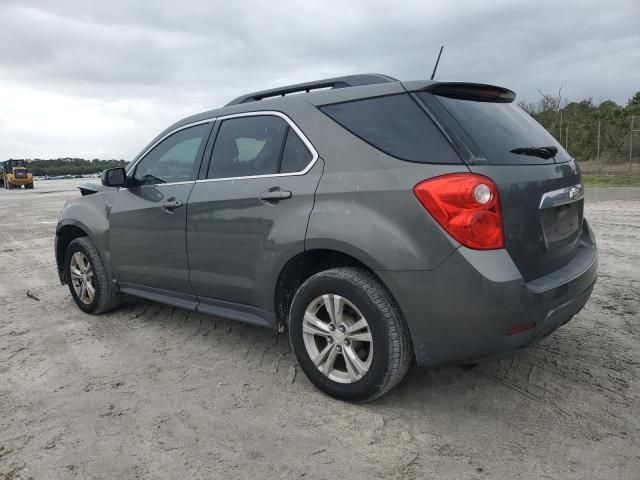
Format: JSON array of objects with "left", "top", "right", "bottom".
[{"left": 101, "top": 167, "right": 127, "bottom": 188}]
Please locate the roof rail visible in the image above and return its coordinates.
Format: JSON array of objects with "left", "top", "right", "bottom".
[{"left": 225, "top": 73, "right": 398, "bottom": 106}]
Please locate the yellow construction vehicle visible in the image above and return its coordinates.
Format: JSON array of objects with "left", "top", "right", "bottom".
[{"left": 1, "top": 160, "right": 34, "bottom": 189}]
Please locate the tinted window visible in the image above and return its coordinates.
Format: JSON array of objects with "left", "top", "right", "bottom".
[
  {"left": 134, "top": 124, "right": 209, "bottom": 185},
  {"left": 320, "top": 94, "right": 459, "bottom": 164},
  {"left": 422, "top": 93, "right": 571, "bottom": 165},
  {"left": 209, "top": 116, "right": 288, "bottom": 179},
  {"left": 280, "top": 129, "right": 313, "bottom": 173}
]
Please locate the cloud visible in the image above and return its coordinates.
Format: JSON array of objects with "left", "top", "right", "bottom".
[{"left": 0, "top": 0, "right": 638, "bottom": 158}]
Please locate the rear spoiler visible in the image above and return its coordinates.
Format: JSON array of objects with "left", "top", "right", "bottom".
[{"left": 421, "top": 82, "right": 516, "bottom": 103}]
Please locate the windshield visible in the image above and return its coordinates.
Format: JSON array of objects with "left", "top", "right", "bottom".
[{"left": 418, "top": 92, "right": 572, "bottom": 165}]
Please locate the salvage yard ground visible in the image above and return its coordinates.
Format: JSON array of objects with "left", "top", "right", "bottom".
[{"left": 1, "top": 179, "right": 639, "bottom": 479}]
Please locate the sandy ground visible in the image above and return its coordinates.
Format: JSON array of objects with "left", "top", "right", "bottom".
[{"left": 1, "top": 179, "right": 639, "bottom": 480}]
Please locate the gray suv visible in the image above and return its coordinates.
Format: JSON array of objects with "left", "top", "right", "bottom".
[{"left": 56, "top": 74, "right": 597, "bottom": 401}]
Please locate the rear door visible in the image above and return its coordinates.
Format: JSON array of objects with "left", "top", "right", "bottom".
[
  {"left": 186, "top": 112, "right": 323, "bottom": 316},
  {"left": 415, "top": 86, "right": 584, "bottom": 281},
  {"left": 108, "top": 123, "right": 211, "bottom": 296}
]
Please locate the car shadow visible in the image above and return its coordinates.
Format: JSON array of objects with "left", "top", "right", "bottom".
[{"left": 111, "top": 295, "right": 603, "bottom": 425}]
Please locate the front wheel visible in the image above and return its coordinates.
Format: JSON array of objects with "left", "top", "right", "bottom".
[
  {"left": 288, "top": 268, "right": 412, "bottom": 402},
  {"left": 65, "top": 237, "right": 121, "bottom": 314}
]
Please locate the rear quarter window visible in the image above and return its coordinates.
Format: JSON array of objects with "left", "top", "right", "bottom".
[
  {"left": 320, "top": 94, "right": 461, "bottom": 164},
  {"left": 280, "top": 129, "right": 313, "bottom": 173}
]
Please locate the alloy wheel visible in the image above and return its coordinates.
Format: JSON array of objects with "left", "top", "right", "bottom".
[
  {"left": 69, "top": 251, "right": 96, "bottom": 305},
  {"left": 302, "top": 294, "right": 373, "bottom": 383}
]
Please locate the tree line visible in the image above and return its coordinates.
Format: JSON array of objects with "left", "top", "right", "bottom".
[
  {"left": 519, "top": 89, "right": 640, "bottom": 163},
  {"left": 6, "top": 158, "right": 128, "bottom": 176}
]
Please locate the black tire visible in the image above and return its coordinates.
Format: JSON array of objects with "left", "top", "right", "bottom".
[
  {"left": 288, "top": 267, "right": 412, "bottom": 402},
  {"left": 65, "top": 237, "right": 121, "bottom": 314}
]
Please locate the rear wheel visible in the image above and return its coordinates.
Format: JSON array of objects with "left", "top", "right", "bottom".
[
  {"left": 288, "top": 267, "right": 412, "bottom": 402},
  {"left": 65, "top": 237, "right": 121, "bottom": 314}
]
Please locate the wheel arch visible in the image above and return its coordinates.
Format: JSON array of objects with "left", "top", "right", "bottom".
[
  {"left": 56, "top": 193, "right": 113, "bottom": 285},
  {"left": 273, "top": 247, "right": 399, "bottom": 331},
  {"left": 55, "top": 222, "right": 90, "bottom": 283}
]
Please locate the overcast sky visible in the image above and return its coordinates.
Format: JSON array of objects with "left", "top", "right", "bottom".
[{"left": 1, "top": 0, "right": 638, "bottom": 160}]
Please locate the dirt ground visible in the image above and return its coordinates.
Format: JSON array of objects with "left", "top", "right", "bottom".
[{"left": 1, "top": 179, "right": 639, "bottom": 480}]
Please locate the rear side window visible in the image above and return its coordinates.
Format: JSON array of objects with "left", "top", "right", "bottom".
[
  {"left": 208, "top": 115, "right": 315, "bottom": 179},
  {"left": 209, "top": 116, "right": 288, "bottom": 179},
  {"left": 320, "top": 94, "right": 460, "bottom": 164},
  {"left": 420, "top": 93, "right": 571, "bottom": 165}
]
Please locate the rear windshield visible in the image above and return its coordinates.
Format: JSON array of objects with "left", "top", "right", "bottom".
[
  {"left": 320, "top": 94, "right": 460, "bottom": 164},
  {"left": 418, "top": 92, "right": 571, "bottom": 165}
]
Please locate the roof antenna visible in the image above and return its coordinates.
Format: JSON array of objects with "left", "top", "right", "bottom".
[{"left": 430, "top": 45, "right": 444, "bottom": 80}]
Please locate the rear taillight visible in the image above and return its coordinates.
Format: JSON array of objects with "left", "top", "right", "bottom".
[{"left": 413, "top": 173, "right": 504, "bottom": 250}]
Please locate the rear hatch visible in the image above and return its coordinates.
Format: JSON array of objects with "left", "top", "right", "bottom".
[{"left": 412, "top": 83, "right": 584, "bottom": 281}]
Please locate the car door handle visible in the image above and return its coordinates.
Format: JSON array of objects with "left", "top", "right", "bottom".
[
  {"left": 259, "top": 188, "right": 292, "bottom": 204},
  {"left": 160, "top": 199, "right": 183, "bottom": 213}
]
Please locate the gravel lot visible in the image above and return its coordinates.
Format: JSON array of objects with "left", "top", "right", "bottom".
[{"left": 1, "top": 179, "right": 639, "bottom": 479}]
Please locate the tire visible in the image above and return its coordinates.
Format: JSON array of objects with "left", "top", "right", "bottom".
[
  {"left": 65, "top": 237, "right": 121, "bottom": 314},
  {"left": 288, "top": 267, "right": 412, "bottom": 402}
]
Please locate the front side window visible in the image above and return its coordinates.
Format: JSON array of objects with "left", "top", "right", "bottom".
[
  {"left": 208, "top": 115, "right": 314, "bottom": 179},
  {"left": 133, "top": 123, "right": 209, "bottom": 185}
]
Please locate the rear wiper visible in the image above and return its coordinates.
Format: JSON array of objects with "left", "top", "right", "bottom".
[{"left": 510, "top": 146, "right": 558, "bottom": 159}]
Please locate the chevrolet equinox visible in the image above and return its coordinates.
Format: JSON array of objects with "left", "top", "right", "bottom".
[{"left": 55, "top": 74, "right": 598, "bottom": 401}]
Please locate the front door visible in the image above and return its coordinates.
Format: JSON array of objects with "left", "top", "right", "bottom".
[{"left": 109, "top": 122, "right": 211, "bottom": 296}]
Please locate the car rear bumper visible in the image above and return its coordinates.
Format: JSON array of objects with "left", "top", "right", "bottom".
[{"left": 377, "top": 221, "right": 597, "bottom": 367}]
